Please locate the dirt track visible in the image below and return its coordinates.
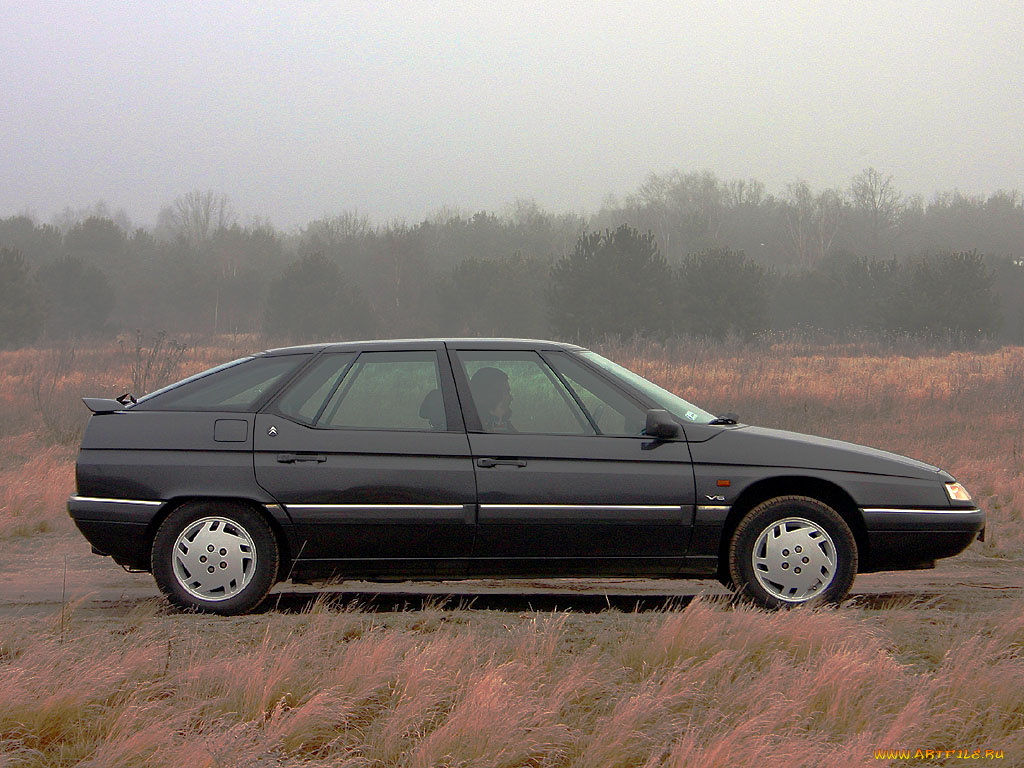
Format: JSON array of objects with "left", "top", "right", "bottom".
[{"left": 1, "top": 532, "right": 1020, "bottom": 618}]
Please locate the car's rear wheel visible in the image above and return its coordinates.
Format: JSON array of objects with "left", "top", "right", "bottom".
[
  {"left": 728, "top": 495, "right": 857, "bottom": 609},
  {"left": 152, "top": 501, "right": 279, "bottom": 615}
]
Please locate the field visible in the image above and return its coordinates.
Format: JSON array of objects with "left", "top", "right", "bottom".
[{"left": 1, "top": 336, "right": 1023, "bottom": 767}]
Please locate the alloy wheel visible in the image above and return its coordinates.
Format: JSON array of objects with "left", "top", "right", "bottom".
[
  {"left": 171, "top": 516, "right": 257, "bottom": 601},
  {"left": 751, "top": 516, "right": 837, "bottom": 603}
]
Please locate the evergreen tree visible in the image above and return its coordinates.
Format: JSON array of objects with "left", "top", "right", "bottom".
[
  {"left": 264, "top": 253, "right": 375, "bottom": 341},
  {"left": 887, "top": 251, "right": 1000, "bottom": 343},
  {"left": 675, "top": 248, "right": 768, "bottom": 338},
  {"left": 437, "top": 252, "right": 549, "bottom": 337},
  {"left": 547, "top": 225, "right": 671, "bottom": 340},
  {"left": 36, "top": 255, "right": 116, "bottom": 338},
  {"left": 0, "top": 248, "right": 44, "bottom": 347}
]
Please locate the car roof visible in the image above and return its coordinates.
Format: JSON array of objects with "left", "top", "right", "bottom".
[{"left": 263, "top": 338, "right": 588, "bottom": 355}]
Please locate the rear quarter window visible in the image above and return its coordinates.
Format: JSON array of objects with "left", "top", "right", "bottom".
[{"left": 132, "top": 354, "right": 310, "bottom": 411}]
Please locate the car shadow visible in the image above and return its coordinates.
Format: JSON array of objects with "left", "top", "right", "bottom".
[
  {"left": 262, "top": 586, "right": 1002, "bottom": 614},
  {"left": 258, "top": 589, "right": 703, "bottom": 614},
  {"left": 60, "top": 587, "right": 998, "bottom": 618}
]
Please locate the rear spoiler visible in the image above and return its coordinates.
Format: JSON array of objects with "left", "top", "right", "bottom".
[{"left": 82, "top": 397, "right": 128, "bottom": 414}]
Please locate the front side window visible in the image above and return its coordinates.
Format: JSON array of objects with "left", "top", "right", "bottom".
[
  {"left": 457, "top": 351, "right": 594, "bottom": 435},
  {"left": 133, "top": 354, "right": 310, "bottom": 411},
  {"left": 578, "top": 350, "right": 715, "bottom": 424},
  {"left": 317, "top": 351, "right": 446, "bottom": 431},
  {"left": 545, "top": 351, "right": 648, "bottom": 435}
]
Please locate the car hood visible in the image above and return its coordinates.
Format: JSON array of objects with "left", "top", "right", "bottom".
[{"left": 689, "top": 424, "right": 945, "bottom": 480}]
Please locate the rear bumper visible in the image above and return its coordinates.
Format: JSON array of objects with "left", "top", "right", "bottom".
[
  {"left": 860, "top": 506, "right": 985, "bottom": 572},
  {"left": 68, "top": 495, "right": 164, "bottom": 521},
  {"left": 68, "top": 495, "right": 165, "bottom": 570}
]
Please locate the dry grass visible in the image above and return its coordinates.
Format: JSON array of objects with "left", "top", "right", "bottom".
[
  {"left": 0, "top": 335, "right": 258, "bottom": 540},
  {"left": 0, "top": 436, "right": 75, "bottom": 539},
  {"left": 1, "top": 597, "right": 1022, "bottom": 767},
  {"left": 1, "top": 336, "right": 1023, "bottom": 765}
]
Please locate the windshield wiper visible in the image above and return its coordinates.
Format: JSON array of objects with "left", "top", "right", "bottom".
[{"left": 709, "top": 413, "right": 739, "bottom": 425}]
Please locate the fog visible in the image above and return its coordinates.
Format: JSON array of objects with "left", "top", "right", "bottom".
[{"left": 2, "top": 1, "right": 1022, "bottom": 229}]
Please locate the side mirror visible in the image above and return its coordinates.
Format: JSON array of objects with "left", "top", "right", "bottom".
[{"left": 645, "top": 409, "right": 682, "bottom": 439}]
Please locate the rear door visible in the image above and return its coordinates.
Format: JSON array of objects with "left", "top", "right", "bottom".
[
  {"left": 254, "top": 344, "right": 475, "bottom": 573},
  {"left": 450, "top": 346, "right": 695, "bottom": 575}
]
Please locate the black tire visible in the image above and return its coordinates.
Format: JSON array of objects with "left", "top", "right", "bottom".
[
  {"left": 728, "top": 495, "right": 857, "bottom": 609},
  {"left": 152, "top": 500, "right": 279, "bottom": 615}
]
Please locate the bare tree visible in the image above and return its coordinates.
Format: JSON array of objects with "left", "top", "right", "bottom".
[
  {"left": 850, "top": 167, "right": 905, "bottom": 249},
  {"left": 623, "top": 170, "right": 725, "bottom": 255},
  {"left": 784, "top": 181, "right": 845, "bottom": 267},
  {"left": 158, "top": 190, "right": 235, "bottom": 247},
  {"left": 51, "top": 201, "right": 131, "bottom": 234},
  {"left": 724, "top": 178, "right": 766, "bottom": 209},
  {"left": 815, "top": 189, "right": 846, "bottom": 262},
  {"left": 301, "top": 210, "right": 373, "bottom": 257}
]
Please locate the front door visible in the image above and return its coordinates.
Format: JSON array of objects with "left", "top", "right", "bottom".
[
  {"left": 450, "top": 347, "right": 695, "bottom": 576},
  {"left": 254, "top": 346, "right": 475, "bottom": 576}
]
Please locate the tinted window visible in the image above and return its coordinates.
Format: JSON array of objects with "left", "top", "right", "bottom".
[
  {"left": 545, "top": 351, "right": 648, "bottom": 435},
  {"left": 274, "top": 353, "right": 356, "bottom": 424},
  {"left": 134, "top": 354, "right": 309, "bottom": 411},
  {"left": 318, "top": 351, "right": 445, "bottom": 431},
  {"left": 134, "top": 357, "right": 251, "bottom": 403},
  {"left": 579, "top": 351, "right": 715, "bottom": 424},
  {"left": 457, "top": 351, "right": 593, "bottom": 435}
]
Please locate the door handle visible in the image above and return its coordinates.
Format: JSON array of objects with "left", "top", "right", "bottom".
[
  {"left": 276, "top": 453, "right": 327, "bottom": 463},
  {"left": 476, "top": 457, "right": 527, "bottom": 468}
]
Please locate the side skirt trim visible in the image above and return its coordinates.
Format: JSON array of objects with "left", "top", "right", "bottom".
[
  {"left": 70, "top": 496, "right": 163, "bottom": 507},
  {"left": 861, "top": 506, "right": 982, "bottom": 515},
  {"left": 287, "top": 504, "right": 466, "bottom": 511}
]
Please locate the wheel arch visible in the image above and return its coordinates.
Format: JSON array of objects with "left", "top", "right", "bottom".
[
  {"left": 147, "top": 496, "right": 294, "bottom": 579},
  {"left": 715, "top": 475, "right": 868, "bottom": 583}
]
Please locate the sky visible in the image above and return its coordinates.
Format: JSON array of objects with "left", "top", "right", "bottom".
[{"left": 2, "top": 1, "right": 1022, "bottom": 230}]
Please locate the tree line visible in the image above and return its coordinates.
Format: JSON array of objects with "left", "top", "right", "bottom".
[{"left": 1, "top": 170, "right": 1022, "bottom": 349}]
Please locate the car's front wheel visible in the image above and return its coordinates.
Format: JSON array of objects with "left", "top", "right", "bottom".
[
  {"left": 728, "top": 495, "right": 857, "bottom": 609},
  {"left": 152, "top": 501, "right": 279, "bottom": 615}
]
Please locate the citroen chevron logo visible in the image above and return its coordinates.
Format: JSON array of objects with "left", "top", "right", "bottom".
[{"left": 267, "top": 425, "right": 278, "bottom": 436}]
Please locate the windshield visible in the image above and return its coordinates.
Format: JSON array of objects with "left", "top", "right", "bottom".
[{"left": 578, "top": 351, "right": 716, "bottom": 425}]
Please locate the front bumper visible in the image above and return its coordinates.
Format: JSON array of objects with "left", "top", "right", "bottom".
[
  {"left": 67, "top": 495, "right": 165, "bottom": 570},
  {"left": 860, "top": 506, "right": 985, "bottom": 572}
]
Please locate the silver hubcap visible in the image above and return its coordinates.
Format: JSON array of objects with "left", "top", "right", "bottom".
[
  {"left": 172, "top": 516, "right": 257, "bottom": 602},
  {"left": 752, "top": 516, "right": 837, "bottom": 603}
]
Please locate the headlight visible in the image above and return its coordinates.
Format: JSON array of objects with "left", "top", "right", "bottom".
[{"left": 945, "top": 482, "right": 972, "bottom": 502}]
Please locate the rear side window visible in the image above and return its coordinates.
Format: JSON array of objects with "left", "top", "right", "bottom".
[
  {"left": 317, "top": 351, "right": 446, "bottom": 431},
  {"left": 133, "top": 354, "right": 310, "bottom": 411}
]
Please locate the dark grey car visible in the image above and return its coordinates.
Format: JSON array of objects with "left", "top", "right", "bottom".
[{"left": 68, "top": 338, "right": 984, "bottom": 614}]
